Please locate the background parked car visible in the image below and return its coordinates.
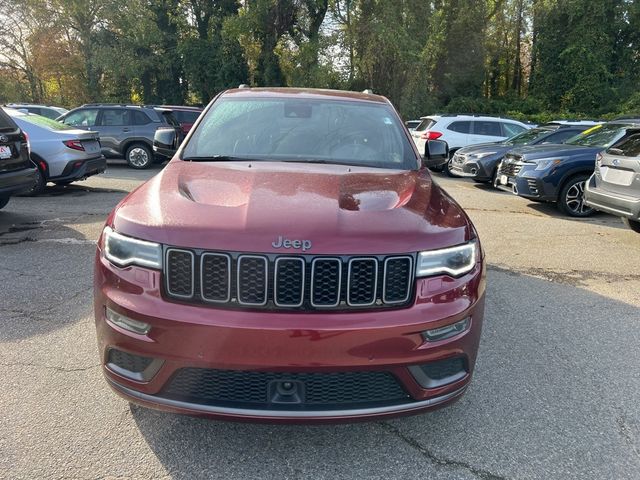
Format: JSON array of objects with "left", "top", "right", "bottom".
[
  {"left": 405, "top": 120, "right": 421, "bottom": 131},
  {"left": 495, "top": 120, "right": 640, "bottom": 217},
  {"left": 6, "top": 103, "right": 68, "bottom": 120},
  {"left": 0, "top": 108, "right": 36, "bottom": 209},
  {"left": 4, "top": 108, "right": 106, "bottom": 194},
  {"left": 585, "top": 128, "right": 640, "bottom": 233},
  {"left": 159, "top": 105, "right": 203, "bottom": 135},
  {"left": 410, "top": 114, "right": 531, "bottom": 175},
  {"left": 449, "top": 121, "right": 599, "bottom": 184},
  {"left": 57, "top": 104, "right": 182, "bottom": 169}
]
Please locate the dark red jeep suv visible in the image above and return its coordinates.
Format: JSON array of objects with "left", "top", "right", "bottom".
[{"left": 94, "top": 88, "right": 486, "bottom": 423}]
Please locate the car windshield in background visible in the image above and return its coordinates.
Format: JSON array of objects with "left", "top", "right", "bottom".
[
  {"left": 16, "top": 113, "right": 75, "bottom": 131},
  {"left": 182, "top": 98, "right": 417, "bottom": 169},
  {"left": 504, "top": 127, "right": 551, "bottom": 145},
  {"left": 564, "top": 124, "right": 627, "bottom": 148}
]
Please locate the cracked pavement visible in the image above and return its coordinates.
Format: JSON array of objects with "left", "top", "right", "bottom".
[{"left": 1, "top": 166, "right": 639, "bottom": 479}]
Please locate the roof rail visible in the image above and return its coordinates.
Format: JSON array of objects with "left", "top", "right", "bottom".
[
  {"left": 362, "top": 89, "right": 374, "bottom": 94},
  {"left": 238, "top": 84, "right": 250, "bottom": 89}
]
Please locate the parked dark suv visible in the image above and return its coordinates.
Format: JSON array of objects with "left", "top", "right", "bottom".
[
  {"left": 495, "top": 120, "right": 639, "bottom": 217},
  {"left": 58, "top": 105, "right": 182, "bottom": 169},
  {"left": 0, "top": 108, "right": 37, "bottom": 210},
  {"left": 449, "top": 121, "right": 598, "bottom": 184}
]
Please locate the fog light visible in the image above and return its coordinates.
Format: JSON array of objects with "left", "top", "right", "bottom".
[
  {"left": 105, "top": 307, "right": 150, "bottom": 335},
  {"left": 422, "top": 317, "right": 470, "bottom": 342}
]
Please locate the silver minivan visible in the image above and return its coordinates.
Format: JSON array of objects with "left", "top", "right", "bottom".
[{"left": 585, "top": 128, "right": 640, "bottom": 233}]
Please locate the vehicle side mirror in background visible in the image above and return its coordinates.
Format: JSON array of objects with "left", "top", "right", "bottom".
[{"left": 422, "top": 139, "right": 449, "bottom": 169}]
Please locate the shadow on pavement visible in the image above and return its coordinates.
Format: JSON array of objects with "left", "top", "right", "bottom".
[{"left": 130, "top": 266, "right": 640, "bottom": 480}]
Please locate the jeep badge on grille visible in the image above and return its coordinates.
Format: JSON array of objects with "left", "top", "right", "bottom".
[{"left": 272, "top": 236, "right": 312, "bottom": 252}]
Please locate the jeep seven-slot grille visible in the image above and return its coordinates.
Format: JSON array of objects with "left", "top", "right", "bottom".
[{"left": 163, "top": 249, "right": 414, "bottom": 311}]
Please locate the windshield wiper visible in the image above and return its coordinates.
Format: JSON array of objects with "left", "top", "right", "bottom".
[
  {"left": 182, "top": 155, "right": 254, "bottom": 162},
  {"left": 278, "top": 159, "right": 366, "bottom": 167}
]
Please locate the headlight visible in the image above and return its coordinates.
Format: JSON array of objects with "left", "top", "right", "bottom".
[
  {"left": 102, "top": 226, "right": 162, "bottom": 269},
  {"left": 473, "top": 152, "right": 497, "bottom": 159},
  {"left": 416, "top": 240, "right": 478, "bottom": 277},
  {"left": 534, "top": 158, "right": 562, "bottom": 171}
]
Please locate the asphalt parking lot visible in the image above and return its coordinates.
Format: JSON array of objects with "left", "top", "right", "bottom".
[{"left": 1, "top": 164, "right": 639, "bottom": 480}]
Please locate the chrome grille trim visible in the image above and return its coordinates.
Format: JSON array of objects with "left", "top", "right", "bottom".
[
  {"left": 346, "top": 257, "right": 379, "bottom": 306},
  {"left": 310, "top": 258, "right": 342, "bottom": 308},
  {"left": 382, "top": 256, "right": 414, "bottom": 304},
  {"left": 165, "top": 248, "right": 195, "bottom": 299},
  {"left": 236, "top": 255, "right": 268, "bottom": 306},
  {"left": 200, "top": 253, "right": 231, "bottom": 303},
  {"left": 274, "top": 257, "right": 306, "bottom": 307}
]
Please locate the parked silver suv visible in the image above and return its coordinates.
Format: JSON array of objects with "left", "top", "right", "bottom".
[
  {"left": 57, "top": 104, "right": 182, "bottom": 169},
  {"left": 585, "top": 128, "right": 640, "bottom": 233}
]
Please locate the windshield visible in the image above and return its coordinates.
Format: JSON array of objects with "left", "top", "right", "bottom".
[
  {"left": 504, "top": 127, "right": 553, "bottom": 146},
  {"left": 182, "top": 97, "right": 418, "bottom": 169},
  {"left": 564, "top": 124, "right": 628, "bottom": 148}
]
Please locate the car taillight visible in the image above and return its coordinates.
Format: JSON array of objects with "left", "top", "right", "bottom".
[
  {"left": 22, "top": 131, "right": 30, "bottom": 153},
  {"left": 63, "top": 140, "right": 85, "bottom": 151},
  {"left": 420, "top": 130, "right": 443, "bottom": 140}
]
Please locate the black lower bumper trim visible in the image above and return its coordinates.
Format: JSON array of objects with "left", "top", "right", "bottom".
[{"left": 107, "top": 376, "right": 467, "bottom": 418}]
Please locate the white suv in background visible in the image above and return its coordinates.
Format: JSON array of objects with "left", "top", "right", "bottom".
[{"left": 411, "top": 114, "right": 531, "bottom": 171}]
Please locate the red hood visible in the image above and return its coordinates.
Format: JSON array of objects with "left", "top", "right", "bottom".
[{"left": 112, "top": 160, "right": 471, "bottom": 254}]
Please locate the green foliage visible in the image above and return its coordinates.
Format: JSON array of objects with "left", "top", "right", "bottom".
[{"left": 3, "top": 0, "right": 640, "bottom": 121}]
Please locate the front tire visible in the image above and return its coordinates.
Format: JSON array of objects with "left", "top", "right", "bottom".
[
  {"left": 443, "top": 150, "right": 458, "bottom": 177},
  {"left": 557, "top": 174, "right": 593, "bottom": 217},
  {"left": 622, "top": 218, "right": 640, "bottom": 233},
  {"left": 126, "top": 144, "right": 153, "bottom": 169}
]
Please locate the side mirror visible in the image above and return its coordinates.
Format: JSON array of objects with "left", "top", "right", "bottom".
[{"left": 423, "top": 139, "right": 449, "bottom": 168}]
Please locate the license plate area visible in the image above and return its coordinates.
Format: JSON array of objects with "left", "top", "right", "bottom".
[
  {"left": 603, "top": 167, "right": 634, "bottom": 186},
  {"left": 0, "top": 145, "right": 12, "bottom": 159},
  {"left": 82, "top": 141, "right": 100, "bottom": 154}
]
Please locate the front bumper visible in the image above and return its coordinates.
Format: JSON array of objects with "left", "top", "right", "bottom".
[
  {"left": 94, "top": 252, "right": 486, "bottom": 423},
  {"left": 496, "top": 165, "right": 557, "bottom": 201},
  {"left": 0, "top": 166, "right": 37, "bottom": 196},
  {"left": 585, "top": 174, "right": 640, "bottom": 220},
  {"left": 53, "top": 156, "right": 107, "bottom": 183},
  {"left": 449, "top": 157, "right": 495, "bottom": 181}
]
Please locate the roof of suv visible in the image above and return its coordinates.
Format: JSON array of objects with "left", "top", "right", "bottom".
[
  {"left": 418, "top": 114, "right": 523, "bottom": 123},
  {"left": 221, "top": 87, "right": 390, "bottom": 104}
]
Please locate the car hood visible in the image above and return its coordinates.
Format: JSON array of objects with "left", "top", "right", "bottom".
[
  {"left": 112, "top": 160, "right": 472, "bottom": 255},
  {"left": 507, "top": 143, "right": 602, "bottom": 160}
]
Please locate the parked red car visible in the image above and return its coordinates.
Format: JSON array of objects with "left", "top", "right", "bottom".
[
  {"left": 160, "top": 105, "right": 202, "bottom": 135},
  {"left": 94, "top": 88, "right": 486, "bottom": 423}
]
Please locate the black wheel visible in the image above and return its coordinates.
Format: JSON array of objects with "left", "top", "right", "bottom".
[
  {"left": 0, "top": 195, "right": 9, "bottom": 210},
  {"left": 557, "top": 174, "right": 594, "bottom": 217},
  {"left": 126, "top": 143, "right": 153, "bottom": 169},
  {"left": 443, "top": 150, "right": 458, "bottom": 177},
  {"left": 23, "top": 167, "right": 46, "bottom": 196},
  {"left": 622, "top": 218, "right": 640, "bottom": 233}
]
